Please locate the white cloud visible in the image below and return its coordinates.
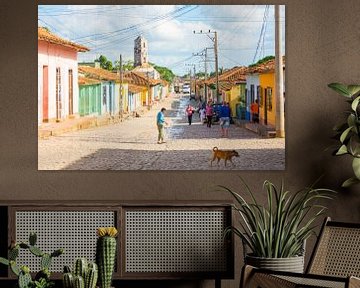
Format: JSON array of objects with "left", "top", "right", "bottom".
[{"left": 39, "top": 4, "right": 285, "bottom": 75}]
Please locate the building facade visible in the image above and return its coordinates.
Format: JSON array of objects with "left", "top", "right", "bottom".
[{"left": 38, "top": 27, "right": 89, "bottom": 125}]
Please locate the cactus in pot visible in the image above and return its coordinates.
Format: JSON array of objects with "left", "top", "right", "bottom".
[
  {"left": 0, "top": 232, "right": 63, "bottom": 288},
  {"left": 62, "top": 259, "right": 98, "bottom": 288},
  {"left": 96, "top": 227, "right": 118, "bottom": 288}
]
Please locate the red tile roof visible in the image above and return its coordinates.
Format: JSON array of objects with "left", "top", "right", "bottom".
[
  {"left": 78, "top": 76, "right": 101, "bottom": 85},
  {"left": 38, "top": 27, "right": 89, "bottom": 52},
  {"left": 128, "top": 83, "right": 145, "bottom": 93},
  {"left": 205, "top": 66, "right": 247, "bottom": 86},
  {"left": 78, "top": 66, "right": 118, "bottom": 81},
  {"left": 247, "top": 56, "right": 285, "bottom": 74}
]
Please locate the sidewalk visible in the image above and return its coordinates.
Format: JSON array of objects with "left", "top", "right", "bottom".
[
  {"left": 233, "top": 119, "right": 277, "bottom": 138},
  {"left": 38, "top": 95, "right": 175, "bottom": 139}
]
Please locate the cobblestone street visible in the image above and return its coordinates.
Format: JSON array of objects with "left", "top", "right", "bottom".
[{"left": 38, "top": 94, "right": 285, "bottom": 170}]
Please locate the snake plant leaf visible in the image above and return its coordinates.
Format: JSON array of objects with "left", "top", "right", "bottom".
[
  {"left": 336, "top": 144, "right": 348, "bottom": 155},
  {"left": 352, "top": 157, "right": 360, "bottom": 179},
  {"left": 342, "top": 177, "right": 360, "bottom": 188}
]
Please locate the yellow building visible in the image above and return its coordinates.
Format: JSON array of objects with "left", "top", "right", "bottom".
[
  {"left": 259, "top": 72, "right": 276, "bottom": 127},
  {"left": 247, "top": 57, "right": 285, "bottom": 127}
]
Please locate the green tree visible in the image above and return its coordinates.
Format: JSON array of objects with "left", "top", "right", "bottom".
[
  {"left": 249, "top": 55, "right": 275, "bottom": 67},
  {"left": 96, "top": 55, "right": 113, "bottom": 71},
  {"left": 153, "top": 64, "right": 175, "bottom": 83},
  {"left": 114, "top": 59, "right": 134, "bottom": 71}
]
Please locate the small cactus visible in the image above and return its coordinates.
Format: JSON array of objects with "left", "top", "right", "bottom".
[
  {"left": 74, "top": 258, "right": 87, "bottom": 280},
  {"left": 9, "top": 247, "right": 19, "bottom": 260},
  {"left": 63, "top": 272, "right": 74, "bottom": 288},
  {"left": 63, "top": 259, "right": 98, "bottom": 288},
  {"left": 41, "top": 253, "right": 52, "bottom": 270},
  {"left": 96, "top": 227, "right": 118, "bottom": 288},
  {"left": 0, "top": 232, "right": 63, "bottom": 288},
  {"left": 85, "top": 262, "right": 98, "bottom": 288},
  {"left": 73, "top": 275, "right": 85, "bottom": 288},
  {"left": 18, "top": 269, "right": 32, "bottom": 288},
  {"left": 29, "top": 232, "right": 37, "bottom": 246},
  {"left": 29, "top": 245, "right": 44, "bottom": 257}
]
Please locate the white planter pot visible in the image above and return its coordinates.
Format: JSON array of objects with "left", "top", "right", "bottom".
[{"left": 245, "top": 254, "right": 305, "bottom": 273}]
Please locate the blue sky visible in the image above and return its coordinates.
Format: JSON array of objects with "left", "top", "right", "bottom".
[{"left": 38, "top": 5, "right": 285, "bottom": 76}]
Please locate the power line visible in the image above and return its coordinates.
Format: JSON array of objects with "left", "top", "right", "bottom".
[{"left": 252, "top": 5, "right": 270, "bottom": 63}]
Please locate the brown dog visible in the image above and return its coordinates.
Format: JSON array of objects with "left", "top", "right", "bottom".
[{"left": 210, "top": 147, "right": 239, "bottom": 166}]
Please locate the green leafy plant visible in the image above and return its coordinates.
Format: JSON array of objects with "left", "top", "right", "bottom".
[
  {"left": 222, "top": 179, "right": 335, "bottom": 258},
  {"left": 0, "top": 232, "right": 63, "bottom": 288},
  {"left": 328, "top": 83, "right": 360, "bottom": 187}
]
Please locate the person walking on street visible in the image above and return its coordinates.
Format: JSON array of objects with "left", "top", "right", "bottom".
[
  {"left": 156, "top": 107, "right": 168, "bottom": 144},
  {"left": 199, "top": 107, "right": 206, "bottom": 124},
  {"left": 185, "top": 104, "right": 195, "bottom": 125},
  {"left": 250, "top": 99, "right": 259, "bottom": 123},
  {"left": 205, "top": 101, "right": 213, "bottom": 128},
  {"left": 219, "top": 101, "right": 231, "bottom": 137}
]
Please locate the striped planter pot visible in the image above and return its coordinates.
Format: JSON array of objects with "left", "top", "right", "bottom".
[{"left": 245, "top": 254, "right": 305, "bottom": 273}]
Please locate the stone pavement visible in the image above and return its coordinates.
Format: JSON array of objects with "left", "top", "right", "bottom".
[{"left": 38, "top": 94, "right": 285, "bottom": 170}]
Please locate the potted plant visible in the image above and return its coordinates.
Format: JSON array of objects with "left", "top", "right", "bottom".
[
  {"left": 221, "top": 179, "right": 335, "bottom": 273},
  {"left": 328, "top": 83, "right": 360, "bottom": 187},
  {"left": 0, "top": 232, "right": 64, "bottom": 288}
]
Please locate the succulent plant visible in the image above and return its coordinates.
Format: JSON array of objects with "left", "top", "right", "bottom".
[
  {"left": 328, "top": 83, "right": 360, "bottom": 187},
  {"left": 96, "top": 227, "right": 118, "bottom": 288},
  {"left": 62, "top": 259, "right": 98, "bottom": 288},
  {"left": 0, "top": 232, "right": 63, "bottom": 288}
]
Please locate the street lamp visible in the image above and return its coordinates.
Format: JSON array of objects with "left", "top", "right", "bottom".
[{"left": 193, "top": 30, "right": 219, "bottom": 102}]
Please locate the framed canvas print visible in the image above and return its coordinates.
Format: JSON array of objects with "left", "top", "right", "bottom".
[{"left": 37, "top": 5, "right": 285, "bottom": 171}]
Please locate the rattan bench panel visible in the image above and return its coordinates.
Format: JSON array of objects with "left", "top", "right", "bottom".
[
  {"left": 125, "top": 210, "right": 227, "bottom": 273},
  {"left": 15, "top": 211, "right": 115, "bottom": 272},
  {"left": 277, "top": 275, "right": 346, "bottom": 288},
  {"left": 309, "top": 226, "right": 360, "bottom": 277}
]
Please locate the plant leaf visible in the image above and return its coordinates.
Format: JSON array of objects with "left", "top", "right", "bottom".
[
  {"left": 336, "top": 144, "right": 348, "bottom": 155},
  {"left": 328, "top": 83, "right": 352, "bottom": 98},
  {"left": 347, "top": 85, "right": 360, "bottom": 97},
  {"left": 351, "top": 96, "right": 360, "bottom": 111},
  {"left": 342, "top": 177, "right": 360, "bottom": 188},
  {"left": 340, "top": 127, "right": 353, "bottom": 143},
  {"left": 347, "top": 114, "right": 356, "bottom": 128},
  {"left": 352, "top": 157, "right": 360, "bottom": 179}
]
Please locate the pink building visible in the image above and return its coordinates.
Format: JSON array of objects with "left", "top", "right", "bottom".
[{"left": 38, "top": 27, "right": 89, "bottom": 124}]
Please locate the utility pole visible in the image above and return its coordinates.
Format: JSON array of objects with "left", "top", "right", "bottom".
[
  {"left": 193, "top": 65, "right": 196, "bottom": 97},
  {"left": 205, "top": 48, "right": 208, "bottom": 103},
  {"left": 147, "top": 71, "right": 150, "bottom": 109},
  {"left": 193, "top": 30, "right": 219, "bottom": 102},
  {"left": 185, "top": 63, "right": 196, "bottom": 96},
  {"left": 214, "top": 31, "right": 219, "bottom": 103},
  {"left": 275, "top": 5, "right": 285, "bottom": 137},
  {"left": 119, "top": 54, "right": 123, "bottom": 121}
]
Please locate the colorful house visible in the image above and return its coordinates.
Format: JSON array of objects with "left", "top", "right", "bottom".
[
  {"left": 78, "top": 66, "right": 119, "bottom": 117},
  {"left": 78, "top": 77, "right": 102, "bottom": 117},
  {"left": 246, "top": 57, "right": 285, "bottom": 126},
  {"left": 204, "top": 66, "right": 247, "bottom": 118},
  {"left": 38, "top": 27, "right": 89, "bottom": 124},
  {"left": 245, "top": 74, "right": 260, "bottom": 121}
]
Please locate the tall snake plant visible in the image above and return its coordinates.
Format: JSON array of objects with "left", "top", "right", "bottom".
[{"left": 222, "top": 179, "right": 335, "bottom": 258}]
